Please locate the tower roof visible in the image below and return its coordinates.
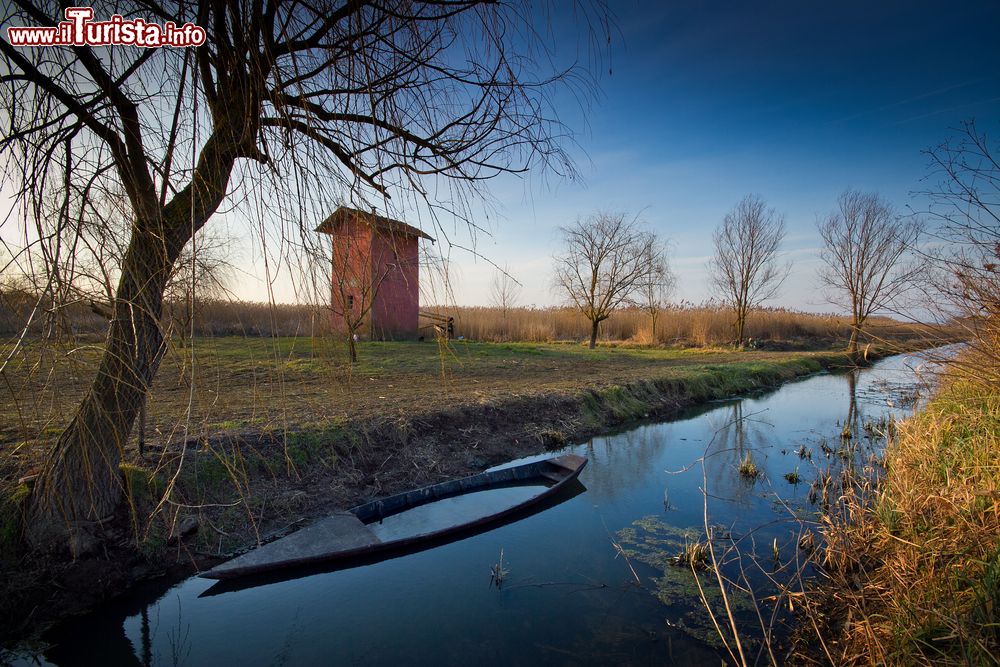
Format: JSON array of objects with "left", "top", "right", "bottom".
[{"left": 315, "top": 206, "right": 435, "bottom": 242}]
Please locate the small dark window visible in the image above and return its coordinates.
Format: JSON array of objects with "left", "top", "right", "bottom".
[{"left": 347, "top": 294, "right": 354, "bottom": 310}]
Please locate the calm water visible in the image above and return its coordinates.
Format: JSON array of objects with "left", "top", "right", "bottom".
[{"left": 7, "top": 351, "right": 938, "bottom": 666}]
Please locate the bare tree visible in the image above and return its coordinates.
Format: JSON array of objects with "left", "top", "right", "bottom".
[
  {"left": 0, "top": 1, "right": 603, "bottom": 553},
  {"left": 921, "top": 120, "right": 1000, "bottom": 379},
  {"left": 330, "top": 237, "right": 385, "bottom": 365},
  {"left": 632, "top": 241, "right": 674, "bottom": 342},
  {"left": 162, "top": 231, "right": 233, "bottom": 348},
  {"left": 709, "top": 195, "right": 789, "bottom": 348},
  {"left": 4, "top": 187, "right": 231, "bottom": 344},
  {"left": 490, "top": 266, "right": 522, "bottom": 319},
  {"left": 553, "top": 211, "right": 661, "bottom": 349},
  {"left": 817, "top": 190, "right": 922, "bottom": 355}
]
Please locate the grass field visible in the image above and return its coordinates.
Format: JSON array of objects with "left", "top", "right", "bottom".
[{"left": 1, "top": 336, "right": 866, "bottom": 456}]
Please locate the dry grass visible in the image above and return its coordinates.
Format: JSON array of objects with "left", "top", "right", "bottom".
[
  {"left": 1, "top": 286, "right": 939, "bottom": 350},
  {"left": 670, "top": 538, "right": 712, "bottom": 570},
  {"left": 737, "top": 452, "right": 761, "bottom": 480},
  {"left": 801, "top": 357, "right": 1000, "bottom": 665},
  {"left": 0, "top": 291, "right": 330, "bottom": 338},
  {"left": 440, "top": 304, "right": 932, "bottom": 348}
]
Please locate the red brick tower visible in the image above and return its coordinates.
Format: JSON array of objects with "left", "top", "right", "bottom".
[{"left": 316, "top": 207, "right": 433, "bottom": 340}]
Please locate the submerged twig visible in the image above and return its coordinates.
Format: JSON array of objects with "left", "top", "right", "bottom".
[
  {"left": 490, "top": 547, "right": 509, "bottom": 588},
  {"left": 611, "top": 538, "right": 642, "bottom": 585}
]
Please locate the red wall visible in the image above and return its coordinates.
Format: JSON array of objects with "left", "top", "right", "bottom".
[
  {"left": 370, "top": 231, "right": 420, "bottom": 339},
  {"left": 328, "top": 214, "right": 421, "bottom": 339},
  {"left": 329, "top": 217, "right": 372, "bottom": 336}
]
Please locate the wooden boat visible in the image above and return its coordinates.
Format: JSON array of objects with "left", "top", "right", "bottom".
[{"left": 201, "top": 454, "right": 587, "bottom": 580}]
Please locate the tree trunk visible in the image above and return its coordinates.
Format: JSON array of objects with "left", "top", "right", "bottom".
[
  {"left": 847, "top": 324, "right": 860, "bottom": 356},
  {"left": 735, "top": 314, "right": 746, "bottom": 349},
  {"left": 846, "top": 370, "right": 858, "bottom": 429},
  {"left": 26, "top": 222, "right": 186, "bottom": 554},
  {"left": 23, "top": 70, "right": 248, "bottom": 553},
  {"left": 349, "top": 334, "right": 358, "bottom": 363},
  {"left": 589, "top": 319, "right": 599, "bottom": 349}
]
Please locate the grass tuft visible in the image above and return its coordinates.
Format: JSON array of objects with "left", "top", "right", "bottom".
[
  {"left": 738, "top": 452, "right": 761, "bottom": 480},
  {"left": 0, "top": 484, "right": 29, "bottom": 564},
  {"left": 670, "top": 539, "right": 711, "bottom": 570}
]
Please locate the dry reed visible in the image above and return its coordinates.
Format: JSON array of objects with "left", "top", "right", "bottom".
[
  {"left": 0, "top": 291, "right": 332, "bottom": 338},
  {"left": 440, "top": 303, "right": 926, "bottom": 348},
  {"left": 1, "top": 288, "right": 932, "bottom": 348},
  {"left": 800, "top": 356, "right": 1000, "bottom": 665}
]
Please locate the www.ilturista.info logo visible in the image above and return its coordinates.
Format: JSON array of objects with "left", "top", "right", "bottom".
[{"left": 6, "top": 7, "right": 206, "bottom": 48}]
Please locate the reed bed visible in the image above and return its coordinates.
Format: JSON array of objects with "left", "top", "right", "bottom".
[
  {"left": 2, "top": 287, "right": 928, "bottom": 348},
  {"left": 439, "top": 304, "right": 924, "bottom": 348},
  {"left": 800, "top": 357, "right": 1000, "bottom": 665},
  {"left": 0, "top": 291, "right": 331, "bottom": 338}
]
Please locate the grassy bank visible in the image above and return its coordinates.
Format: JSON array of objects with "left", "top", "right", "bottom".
[
  {"left": 0, "top": 337, "right": 880, "bottom": 456},
  {"left": 0, "top": 337, "right": 892, "bottom": 641},
  {"left": 801, "top": 360, "right": 1000, "bottom": 665}
]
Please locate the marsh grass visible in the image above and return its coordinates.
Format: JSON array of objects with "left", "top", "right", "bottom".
[
  {"left": 799, "top": 362, "right": 1000, "bottom": 665},
  {"left": 670, "top": 539, "right": 711, "bottom": 570},
  {"left": 441, "top": 304, "right": 930, "bottom": 348},
  {"left": 738, "top": 452, "right": 761, "bottom": 480},
  {"left": 0, "top": 294, "right": 938, "bottom": 349}
]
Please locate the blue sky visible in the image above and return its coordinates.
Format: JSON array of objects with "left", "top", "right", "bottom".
[
  {"left": 6, "top": 3, "right": 993, "bottom": 311},
  {"left": 418, "top": 0, "right": 1000, "bottom": 311}
]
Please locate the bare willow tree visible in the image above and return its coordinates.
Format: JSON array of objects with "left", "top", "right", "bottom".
[
  {"left": 632, "top": 240, "right": 674, "bottom": 342},
  {"left": 162, "top": 232, "right": 233, "bottom": 348},
  {"left": 817, "top": 190, "right": 922, "bottom": 355},
  {"left": 0, "top": 1, "right": 603, "bottom": 553},
  {"left": 2, "top": 185, "right": 231, "bottom": 343},
  {"left": 709, "top": 195, "right": 788, "bottom": 348},
  {"left": 489, "top": 266, "right": 522, "bottom": 319},
  {"left": 48, "top": 185, "right": 233, "bottom": 345},
  {"left": 921, "top": 120, "right": 1000, "bottom": 379},
  {"left": 554, "top": 211, "right": 662, "bottom": 349}
]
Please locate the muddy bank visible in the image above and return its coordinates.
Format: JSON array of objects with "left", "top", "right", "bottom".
[{"left": 0, "top": 350, "right": 871, "bottom": 646}]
